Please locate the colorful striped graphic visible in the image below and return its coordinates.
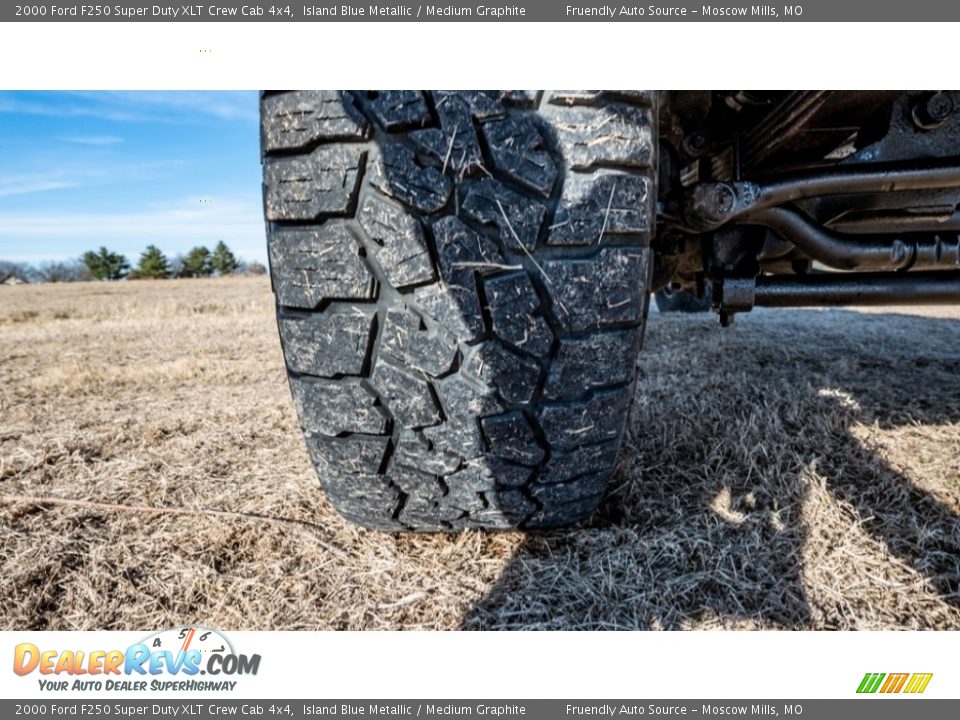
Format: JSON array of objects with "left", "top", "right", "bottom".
[{"left": 857, "top": 672, "right": 933, "bottom": 694}]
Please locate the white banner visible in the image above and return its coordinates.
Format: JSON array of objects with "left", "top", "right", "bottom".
[{"left": 1, "top": 631, "right": 953, "bottom": 699}]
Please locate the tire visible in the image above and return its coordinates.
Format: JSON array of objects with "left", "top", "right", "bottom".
[
  {"left": 261, "top": 91, "right": 657, "bottom": 531},
  {"left": 655, "top": 284, "right": 712, "bottom": 313}
]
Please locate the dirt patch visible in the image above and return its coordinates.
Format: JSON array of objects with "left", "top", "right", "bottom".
[{"left": 1, "top": 278, "right": 958, "bottom": 629}]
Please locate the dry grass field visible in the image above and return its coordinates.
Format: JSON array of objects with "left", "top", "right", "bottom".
[{"left": 1, "top": 276, "right": 958, "bottom": 630}]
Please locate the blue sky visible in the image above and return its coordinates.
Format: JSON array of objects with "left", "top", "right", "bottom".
[{"left": 0, "top": 91, "right": 265, "bottom": 265}]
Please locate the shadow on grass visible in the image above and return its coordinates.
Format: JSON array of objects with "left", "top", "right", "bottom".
[{"left": 463, "top": 309, "right": 960, "bottom": 629}]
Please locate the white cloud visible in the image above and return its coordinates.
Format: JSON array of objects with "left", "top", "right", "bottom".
[
  {"left": 0, "top": 91, "right": 257, "bottom": 124},
  {"left": 58, "top": 135, "right": 124, "bottom": 146},
  {"left": 0, "top": 196, "right": 267, "bottom": 263},
  {"left": 0, "top": 174, "right": 78, "bottom": 198},
  {"left": 93, "top": 91, "right": 258, "bottom": 122},
  {"left": 0, "top": 160, "right": 184, "bottom": 200}
]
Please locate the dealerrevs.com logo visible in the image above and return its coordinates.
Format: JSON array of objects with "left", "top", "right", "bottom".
[{"left": 13, "top": 627, "right": 261, "bottom": 692}]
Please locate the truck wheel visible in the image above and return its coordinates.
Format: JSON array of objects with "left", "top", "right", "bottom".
[
  {"left": 261, "top": 91, "right": 657, "bottom": 530},
  {"left": 655, "top": 283, "right": 713, "bottom": 313}
]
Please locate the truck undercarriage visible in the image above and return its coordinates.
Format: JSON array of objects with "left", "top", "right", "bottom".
[{"left": 657, "top": 91, "right": 960, "bottom": 324}]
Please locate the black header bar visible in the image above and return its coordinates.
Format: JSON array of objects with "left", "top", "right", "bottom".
[{"left": 4, "top": 1, "right": 957, "bottom": 22}]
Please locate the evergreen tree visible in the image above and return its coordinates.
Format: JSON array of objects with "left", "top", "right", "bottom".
[
  {"left": 181, "top": 246, "right": 213, "bottom": 277},
  {"left": 211, "top": 241, "right": 239, "bottom": 276},
  {"left": 81, "top": 247, "right": 129, "bottom": 281},
  {"left": 136, "top": 245, "right": 170, "bottom": 279}
]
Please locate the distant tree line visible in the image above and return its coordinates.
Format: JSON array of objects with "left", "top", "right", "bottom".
[{"left": 1, "top": 242, "right": 266, "bottom": 284}]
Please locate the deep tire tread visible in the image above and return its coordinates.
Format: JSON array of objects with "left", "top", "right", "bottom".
[{"left": 262, "top": 90, "right": 656, "bottom": 531}]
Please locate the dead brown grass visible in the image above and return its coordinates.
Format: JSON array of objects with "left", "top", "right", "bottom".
[{"left": 1, "top": 277, "right": 958, "bottom": 630}]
